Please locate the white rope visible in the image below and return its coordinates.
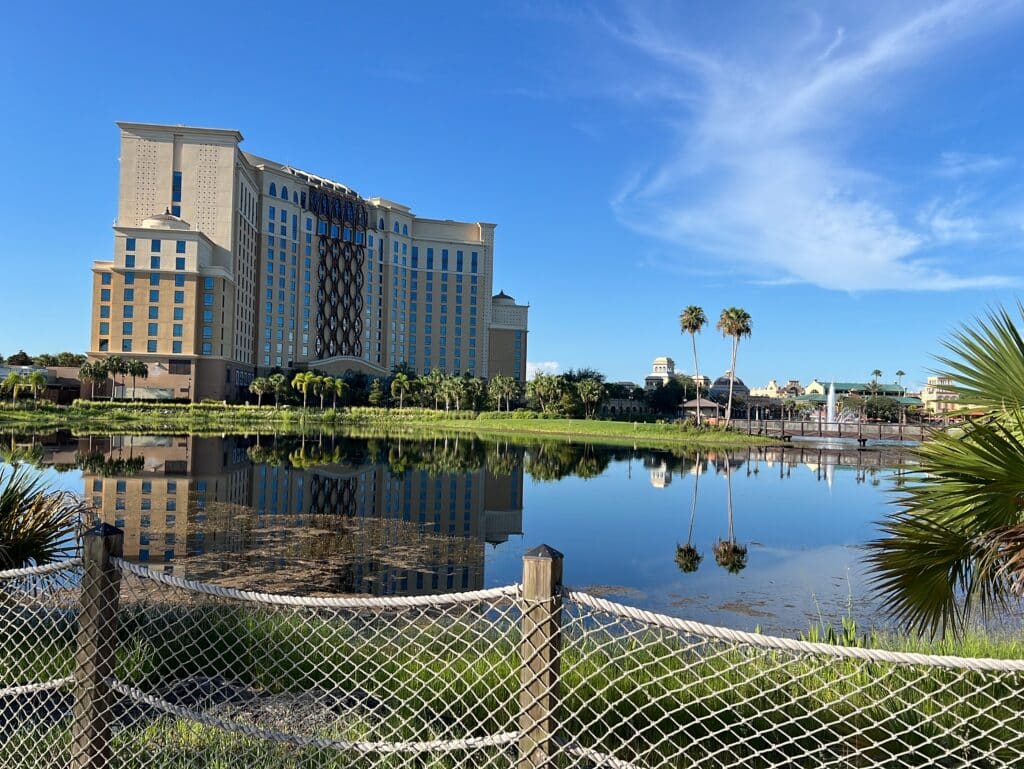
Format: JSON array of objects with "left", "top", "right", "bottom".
[
  {"left": 565, "top": 589, "right": 1024, "bottom": 672},
  {"left": 562, "top": 742, "right": 645, "bottom": 769},
  {"left": 111, "top": 558, "right": 519, "bottom": 608},
  {"left": 106, "top": 678, "right": 519, "bottom": 754},
  {"left": 0, "top": 558, "right": 81, "bottom": 579},
  {"left": 0, "top": 676, "right": 74, "bottom": 698}
]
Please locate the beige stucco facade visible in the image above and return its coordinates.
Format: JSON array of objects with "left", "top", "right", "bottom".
[{"left": 486, "top": 291, "right": 528, "bottom": 382}]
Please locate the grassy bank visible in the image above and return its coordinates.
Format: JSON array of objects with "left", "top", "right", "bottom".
[
  {"left": 0, "top": 402, "right": 776, "bottom": 449},
  {"left": 2, "top": 601, "right": 1022, "bottom": 768}
]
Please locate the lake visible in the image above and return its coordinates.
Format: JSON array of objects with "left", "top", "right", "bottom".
[{"left": 5, "top": 431, "right": 919, "bottom": 635}]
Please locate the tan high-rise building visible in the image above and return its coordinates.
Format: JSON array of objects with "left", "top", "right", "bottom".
[
  {"left": 486, "top": 291, "right": 529, "bottom": 382},
  {"left": 88, "top": 122, "right": 525, "bottom": 400}
]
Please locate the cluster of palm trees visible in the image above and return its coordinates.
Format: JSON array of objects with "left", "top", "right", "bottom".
[
  {"left": 247, "top": 369, "right": 524, "bottom": 412},
  {"left": 78, "top": 357, "right": 149, "bottom": 400},
  {"left": 679, "top": 306, "right": 752, "bottom": 426},
  {"left": 2, "top": 370, "right": 48, "bottom": 403}
]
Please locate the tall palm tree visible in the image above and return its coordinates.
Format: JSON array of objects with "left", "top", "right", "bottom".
[
  {"left": 871, "top": 369, "right": 882, "bottom": 397},
  {"left": 680, "top": 306, "right": 707, "bottom": 425},
  {"left": 249, "top": 377, "right": 270, "bottom": 407},
  {"left": 391, "top": 372, "right": 411, "bottom": 409},
  {"left": 716, "top": 308, "right": 752, "bottom": 426},
  {"left": 27, "top": 370, "right": 47, "bottom": 402},
  {"left": 895, "top": 369, "right": 907, "bottom": 395},
  {"left": 675, "top": 452, "right": 703, "bottom": 574},
  {"left": 866, "top": 304, "right": 1024, "bottom": 637},
  {"left": 127, "top": 360, "right": 148, "bottom": 399},
  {"left": 713, "top": 462, "right": 748, "bottom": 574},
  {"left": 79, "top": 361, "right": 103, "bottom": 400},
  {"left": 331, "top": 378, "right": 347, "bottom": 409}
]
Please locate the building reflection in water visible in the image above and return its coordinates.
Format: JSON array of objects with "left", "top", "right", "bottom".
[{"left": 79, "top": 435, "right": 524, "bottom": 597}]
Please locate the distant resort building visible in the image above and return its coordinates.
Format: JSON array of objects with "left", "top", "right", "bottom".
[
  {"left": 920, "top": 376, "right": 959, "bottom": 415},
  {"left": 644, "top": 357, "right": 676, "bottom": 390},
  {"left": 708, "top": 372, "right": 749, "bottom": 402},
  {"left": 749, "top": 379, "right": 804, "bottom": 398}
]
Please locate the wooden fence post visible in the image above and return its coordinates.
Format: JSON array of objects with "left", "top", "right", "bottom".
[
  {"left": 72, "top": 523, "right": 123, "bottom": 769},
  {"left": 519, "top": 544, "right": 564, "bottom": 769}
]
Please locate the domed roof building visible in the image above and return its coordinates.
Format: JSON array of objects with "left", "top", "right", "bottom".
[{"left": 709, "top": 372, "right": 749, "bottom": 401}]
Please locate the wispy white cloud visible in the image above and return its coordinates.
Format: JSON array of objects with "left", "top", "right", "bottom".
[
  {"left": 604, "top": 0, "right": 1022, "bottom": 291},
  {"left": 527, "top": 360, "right": 560, "bottom": 379},
  {"left": 936, "top": 151, "right": 1014, "bottom": 177}
]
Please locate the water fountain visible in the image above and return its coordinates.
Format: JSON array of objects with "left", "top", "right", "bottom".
[{"left": 826, "top": 382, "right": 836, "bottom": 424}]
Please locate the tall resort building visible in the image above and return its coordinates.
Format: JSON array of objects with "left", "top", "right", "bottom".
[{"left": 89, "top": 122, "right": 528, "bottom": 401}]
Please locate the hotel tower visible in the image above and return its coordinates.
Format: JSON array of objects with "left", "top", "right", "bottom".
[{"left": 88, "top": 122, "right": 528, "bottom": 401}]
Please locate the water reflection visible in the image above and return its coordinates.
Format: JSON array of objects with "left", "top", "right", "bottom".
[{"left": 5, "top": 431, "right": 918, "bottom": 632}]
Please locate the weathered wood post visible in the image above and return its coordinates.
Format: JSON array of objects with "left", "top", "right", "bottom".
[
  {"left": 519, "top": 544, "right": 564, "bottom": 769},
  {"left": 72, "top": 523, "right": 123, "bottom": 769}
]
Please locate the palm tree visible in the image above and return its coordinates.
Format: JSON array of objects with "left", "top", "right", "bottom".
[
  {"left": 292, "top": 371, "right": 314, "bottom": 408},
  {"left": 79, "top": 361, "right": 103, "bottom": 400},
  {"left": 391, "top": 372, "right": 412, "bottom": 409},
  {"left": 269, "top": 373, "right": 289, "bottom": 406},
  {"left": 712, "top": 462, "right": 747, "bottom": 574},
  {"left": 27, "top": 370, "right": 47, "bottom": 402},
  {"left": 249, "top": 377, "right": 270, "bottom": 407},
  {"left": 716, "top": 308, "right": 752, "bottom": 426},
  {"left": 0, "top": 465, "right": 85, "bottom": 568},
  {"left": 895, "top": 369, "right": 906, "bottom": 395},
  {"left": 575, "top": 378, "right": 605, "bottom": 418},
  {"left": 331, "top": 378, "right": 347, "bottom": 409},
  {"left": 3, "top": 372, "right": 24, "bottom": 404},
  {"left": 871, "top": 369, "right": 882, "bottom": 397},
  {"left": 865, "top": 304, "right": 1024, "bottom": 637},
  {"left": 104, "top": 355, "right": 126, "bottom": 400},
  {"left": 312, "top": 375, "right": 328, "bottom": 408},
  {"left": 675, "top": 452, "right": 703, "bottom": 573},
  {"left": 680, "top": 306, "right": 707, "bottom": 426},
  {"left": 127, "top": 360, "right": 148, "bottom": 398}
]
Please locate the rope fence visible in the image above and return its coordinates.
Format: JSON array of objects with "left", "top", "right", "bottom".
[{"left": 2, "top": 525, "right": 1024, "bottom": 768}]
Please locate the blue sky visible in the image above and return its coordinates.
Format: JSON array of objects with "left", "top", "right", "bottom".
[{"left": 2, "top": 1, "right": 1023, "bottom": 391}]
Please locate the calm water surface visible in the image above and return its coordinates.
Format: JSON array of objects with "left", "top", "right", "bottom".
[{"left": 7, "top": 432, "right": 919, "bottom": 635}]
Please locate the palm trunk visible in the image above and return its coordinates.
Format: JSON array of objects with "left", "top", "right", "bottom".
[
  {"left": 691, "top": 332, "right": 702, "bottom": 426},
  {"left": 726, "top": 463, "right": 735, "bottom": 543},
  {"left": 257, "top": 393, "right": 263, "bottom": 407},
  {"left": 688, "top": 452, "right": 700, "bottom": 544},
  {"left": 320, "top": 393, "right": 325, "bottom": 409},
  {"left": 725, "top": 337, "right": 738, "bottom": 426},
  {"left": 131, "top": 375, "right": 137, "bottom": 399}
]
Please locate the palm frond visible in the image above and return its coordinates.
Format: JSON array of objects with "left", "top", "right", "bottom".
[{"left": 0, "top": 466, "right": 84, "bottom": 568}]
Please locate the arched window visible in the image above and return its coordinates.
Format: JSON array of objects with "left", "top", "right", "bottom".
[
  {"left": 378, "top": 218, "right": 385, "bottom": 230},
  {"left": 393, "top": 221, "right": 400, "bottom": 233},
  {"left": 402, "top": 224, "right": 408, "bottom": 236},
  {"left": 281, "top": 185, "right": 288, "bottom": 200},
  {"left": 293, "top": 191, "right": 298, "bottom": 204},
  {"left": 269, "top": 182, "right": 277, "bottom": 197}
]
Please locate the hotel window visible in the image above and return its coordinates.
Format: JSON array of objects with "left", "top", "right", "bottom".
[
  {"left": 175, "top": 274, "right": 185, "bottom": 287},
  {"left": 173, "top": 307, "right": 183, "bottom": 320},
  {"left": 202, "top": 327, "right": 212, "bottom": 339},
  {"left": 126, "top": 238, "right": 136, "bottom": 251},
  {"left": 100, "top": 305, "right": 110, "bottom": 318},
  {"left": 203, "top": 294, "right": 213, "bottom": 306},
  {"left": 204, "top": 277, "right": 214, "bottom": 290},
  {"left": 148, "top": 306, "right": 158, "bottom": 320},
  {"left": 174, "top": 291, "right": 184, "bottom": 304},
  {"left": 176, "top": 240, "right": 186, "bottom": 254},
  {"left": 125, "top": 255, "right": 135, "bottom": 268},
  {"left": 456, "top": 251, "right": 463, "bottom": 271},
  {"left": 121, "top": 339, "right": 132, "bottom": 352},
  {"left": 147, "top": 340, "right": 157, "bottom": 353},
  {"left": 171, "top": 205, "right": 181, "bottom": 217},
  {"left": 442, "top": 249, "right": 449, "bottom": 271},
  {"left": 147, "top": 323, "right": 158, "bottom": 336},
  {"left": 172, "top": 172, "right": 182, "bottom": 203},
  {"left": 149, "top": 274, "right": 160, "bottom": 286},
  {"left": 101, "top": 288, "right": 111, "bottom": 301},
  {"left": 150, "top": 256, "right": 160, "bottom": 269},
  {"left": 269, "top": 183, "right": 276, "bottom": 197},
  {"left": 99, "top": 339, "right": 108, "bottom": 351},
  {"left": 203, "top": 310, "right": 213, "bottom": 322},
  {"left": 122, "top": 289, "right": 133, "bottom": 302},
  {"left": 172, "top": 325, "right": 182, "bottom": 337},
  {"left": 99, "top": 322, "right": 109, "bottom": 334},
  {"left": 149, "top": 290, "right": 159, "bottom": 303},
  {"left": 124, "top": 272, "right": 135, "bottom": 285},
  {"left": 151, "top": 239, "right": 161, "bottom": 253},
  {"left": 101, "top": 273, "right": 111, "bottom": 285},
  {"left": 281, "top": 185, "right": 288, "bottom": 200},
  {"left": 172, "top": 341, "right": 182, "bottom": 353},
  {"left": 175, "top": 257, "right": 185, "bottom": 270},
  {"left": 202, "top": 343, "right": 212, "bottom": 355},
  {"left": 122, "top": 322, "right": 133, "bottom": 335}
]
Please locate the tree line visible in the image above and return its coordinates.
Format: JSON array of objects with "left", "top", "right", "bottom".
[{"left": 1, "top": 350, "right": 86, "bottom": 368}]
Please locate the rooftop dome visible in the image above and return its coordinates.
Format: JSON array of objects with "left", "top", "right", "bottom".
[
  {"left": 141, "top": 209, "right": 190, "bottom": 231},
  {"left": 493, "top": 290, "right": 515, "bottom": 304}
]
